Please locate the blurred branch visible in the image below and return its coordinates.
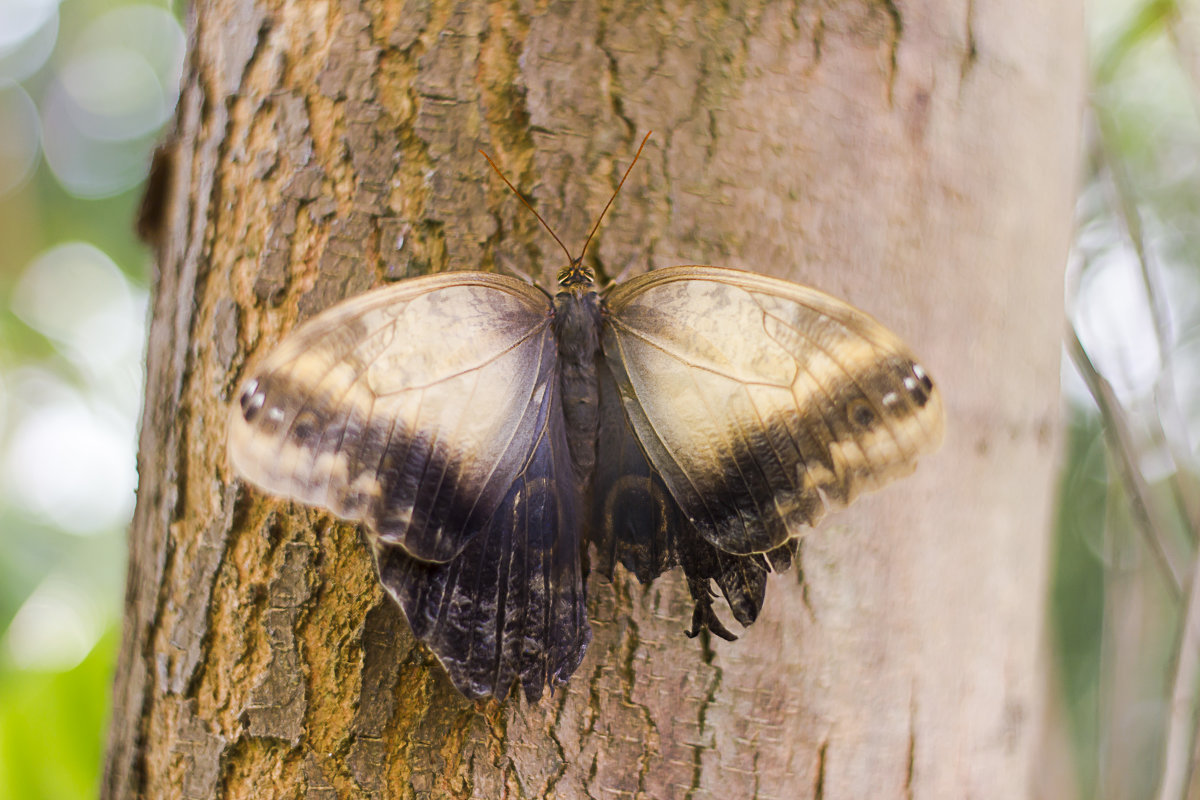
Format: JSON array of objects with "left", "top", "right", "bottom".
[
  {"left": 1161, "top": 549, "right": 1200, "bottom": 800},
  {"left": 1099, "top": 107, "right": 1200, "bottom": 544},
  {"left": 1164, "top": 0, "right": 1200, "bottom": 107},
  {"left": 1096, "top": 0, "right": 1177, "bottom": 84},
  {"left": 1067, "top": 329, "right": 1186, "bottom": 595},
  {"left": 1092, "top": 107, "right": 1200, "bottom": 542}
]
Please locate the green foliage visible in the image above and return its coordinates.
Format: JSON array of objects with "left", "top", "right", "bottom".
[{"left": 0, "top": 632, "right": 117, "bottom": 800}]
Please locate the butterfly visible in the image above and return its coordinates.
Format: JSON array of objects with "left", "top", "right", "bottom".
[{"left": 226, "top": 133, "right": 944, "bottom": 701}]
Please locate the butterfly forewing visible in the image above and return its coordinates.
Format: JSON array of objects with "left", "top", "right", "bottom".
[
  {"left": 602, "top": 266, "right": 944, "bottom": 557},
  {"left": 228, "top": 272, "right": 559, "bottom": 564}
]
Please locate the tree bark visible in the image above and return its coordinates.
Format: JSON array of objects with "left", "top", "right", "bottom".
[{"left": 104, "top": 0, "right": 1084, "bottom": 797}]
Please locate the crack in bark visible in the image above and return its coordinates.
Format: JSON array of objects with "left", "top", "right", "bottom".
[
  {"left": 617, "top": 591, "right": 659, "bottom": 798},
  {"left": 814, "top": 738, "right": 828, "bottom": 800},
  {"left": 543, "top": 683, "right": 574, "bottom": 796},
  {"left": 594, "top": 6, "right": 636, "bottom": 144},
  {"left": 686, "top": 628, "right": 723, "bottom": 799},
  {"left": 880, "top": 0, "right": 903, "bottom": 107},
  {"left": 586, "top": 751, "right": 601, "bottom": 800},
  {"left": 812, "top": 10, "right": 825, "bottom": 64},
  {"left": 905, "top": 688, "right": 917, "bottom": 798},
  {"left": 795, "top": 539, "right": 817, "bottom": 623},
  {"left": 960, "top": 0, "right": 978, "bottom": 86}
]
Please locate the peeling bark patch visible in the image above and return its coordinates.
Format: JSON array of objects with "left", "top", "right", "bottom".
[
  {"left": 167, "top": 484, "right": 240, "bottom": 695},
  {"left": 412, "top": 2, "right": 498, "bottom": 271},
  {"left": 257, "top": 201, "right": 298, "bottom": 306},
  {"left": 213, "top": 298, "right": 240, "bottom": 392},
  {"left": 303, "top": 753, "right": 339, "bottom": 799},
  {"left": 284, "top": 165, "right": 326, "bottom": 202},
  {"left": 346, "top": 102, "right": 395, "bottom": 193},
  {"left": 174, "top": 700, "right": 227, "bottom": 799},
  {"left": 318, "top": 9, "right": 379, "bottom": 104},
  {"left": 275, "top": 92, "right": 316, "bottom": 167},
  {"left": 243, "top": 541, "right": 315, "bottom": 743},
  {"left": 388, "top": 0, "right": 431, "bottom": 51},
  {"left": 355, "top": 601, "right": 409, "bottom": 734},
  {"left": 214, "top": 0, "right": 268, "bottom": 97},
  {"left": 254, "top": 95, "right": 323, "bottom": 307},
  {"left": 347, "top": 601, "right": 408, "bottom": 794},
  {"left": 348, "top": 736, "right": 388, "bottom": 796},
  {"left": 399, "top": 706, "right": 489, "bottom": 798},
  {"left": 299, "top": 213, "right": 379, "bottom": 320}
]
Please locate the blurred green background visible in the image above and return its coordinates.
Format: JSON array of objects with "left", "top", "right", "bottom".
[
  {"left": 0, "top": 0, "right": 1197, "bottom": 797},
  {"left": 0, "top": 0, "right": 180, "bottom": 795}
]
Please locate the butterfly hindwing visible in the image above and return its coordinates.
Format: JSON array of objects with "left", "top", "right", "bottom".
[
  {"left": 228, "top": 272, "right": 557, "bottom": 564},
  {"left": 602, "top": 266, "right": 944, "bottom": 557},
  {"left": 373, "top": 375, "right": 589, "bottom": 701},
  {"left": 591, "top": 348, "right": 803, "bottom": 640}
]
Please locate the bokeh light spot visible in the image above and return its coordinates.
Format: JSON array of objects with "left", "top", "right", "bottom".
[{"left": 12, "top": 242, "right": 144, "bottom": 373}]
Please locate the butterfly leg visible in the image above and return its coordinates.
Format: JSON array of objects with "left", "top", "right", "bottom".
[{"left": 684, "top": 574, "right": 739, "bottom": 642}]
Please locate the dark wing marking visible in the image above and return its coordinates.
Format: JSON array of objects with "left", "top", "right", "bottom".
[
  {"left": 588, "top": 361, "right": 680, "bottom": 583},
  {"left": 603, "top": 266, "right": 944, "bottom": 556},
  {"left": 373, "top": 376, "right": 589, "bottom": 701},
  {"left": 228, "top": 272, "right": 556, "bottom": 563}
]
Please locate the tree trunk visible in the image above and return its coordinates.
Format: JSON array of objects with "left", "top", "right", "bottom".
[{"left": 104, "top": 0, "right": 1084, "bottom": 797}]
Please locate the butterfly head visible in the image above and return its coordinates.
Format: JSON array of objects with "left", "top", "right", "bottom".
[{"left": 556, "top": 258, "right": 596, "bottom": 290}]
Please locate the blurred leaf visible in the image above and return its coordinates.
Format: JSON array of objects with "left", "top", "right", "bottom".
[
  {"left": 0, "top": 628, "right": 118, "bottom": 800},
  {"left": 1050, "top": 409, "right": 1108, "bottom": 797}
]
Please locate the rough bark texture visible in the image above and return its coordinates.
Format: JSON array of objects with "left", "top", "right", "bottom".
[{"left": 105, "top": 0, "right": 1084, "bottom": 797}]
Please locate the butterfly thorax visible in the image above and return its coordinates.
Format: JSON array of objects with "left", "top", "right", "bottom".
[{"left": 552, "top": 266, "right": 602, "bottom": 489}]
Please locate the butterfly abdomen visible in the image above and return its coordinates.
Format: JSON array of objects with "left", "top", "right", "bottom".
[{"left": 552, "top": 285, "right": 603, "bottom": 486}]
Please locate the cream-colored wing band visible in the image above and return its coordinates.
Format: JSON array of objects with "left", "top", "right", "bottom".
[{"left": 603, "top": 265, "right": 943, "bottom": 556}]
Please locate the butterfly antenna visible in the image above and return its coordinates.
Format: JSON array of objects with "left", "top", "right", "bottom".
[
  {"left": 479, "top": 148, "right": 575, "bottom": 265},
  {"left": 578, "top": 130, "right": 652, "bottom": 264}
]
